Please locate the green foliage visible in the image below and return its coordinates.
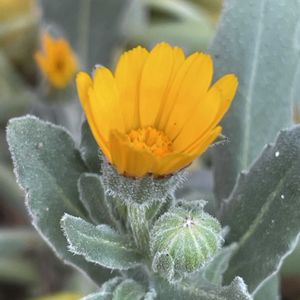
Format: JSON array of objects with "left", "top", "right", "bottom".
[
  {"left": 80, "top": 121, "right": 102, "bottom": 173},
  {"left": 200, "top": 244, "right": 238, "bottom": 286},
  {"left": 6, "top": 115, "right": 113, "bottom": 284},
  {"left": 39, "top": 0, "right": 131, "bottom": 69},
  {"left": 211, "top": 0, "right": 300, "bottom": 203},
  {"left": 61, "top": 214, "right": 142, "bottom": 270},
  {"left": 253, "top": 275, "right": 280, "bottom": 300},
  {"left": 112, "top": 279, "right": 146, "bottom": 300},
  {"left": 221, "top": 126, "right": 300, "bottom": 293},
  {"left": 82, "top": 277, "right": 123, "bottom": 300},
  {"left": 83, "top": 277, "right": 156, "bottom": 300},
  {"left": 78, "top": 173, "right": 111, "bottom": 226},
  {"left": 154, "top": 276, "right": 251, "bottom": 300},
  {"left": 7, "top": 115, "right": 252, "bottom": 299}
]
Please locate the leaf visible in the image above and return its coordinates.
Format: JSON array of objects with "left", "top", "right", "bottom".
[
  {"left": 253, "top": 275, "right": 280, "bottom": 300},
  {"left": 82, "top": 278, "right": 155, "bottom": 300},
  {"left": 112, "top": 279, "right": 146, "bottom": 300},
  {"left": 78, "top": 173, "right": 112, "bottom": 225},
  {"left": 80, "top": 121, "right": 102, "bottom": 173},
  {"left": 62, "top": 214, "right": 142, "bottom": 270},
  {"left": 221, "top": 126, "right": 300, "bottom": 293},
  {"left": 201, "top": 244, "right": 238, "bottom": 286},
  {"left": 39, "top": 0, "right": 131, "bottom": 69},
  {"left": 6, "top": 115, "right": 113, "bottom": 284},
  {"left": 81, "top": 277, "right": 123, "bottom": 300},
  {"left": 180, "top": 244, "right": 238, "bottom": 294},
  {"left": 211, "top": 0, "right": 300, "bottom": 203},
  {"left": 154, "top": 276, "right": 251, "bottom": 300},
  {"left": 281, "top": 240, "right": 300, "bottom": 275}
]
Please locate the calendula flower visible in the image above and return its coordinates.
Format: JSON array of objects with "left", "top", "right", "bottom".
[
  {"left": 77, "top": 43, "right": 238, "bottom": 178},
  {"left": 34, "top": 32, "right": 77, "bottom": 89}
]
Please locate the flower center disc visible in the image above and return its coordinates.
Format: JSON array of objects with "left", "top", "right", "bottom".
[{"left": 127, "top": 127, "right": 173, "bottom": 157}]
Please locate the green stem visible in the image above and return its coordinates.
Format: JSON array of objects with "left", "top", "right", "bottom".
[{"left": 127, "top": 203, "right": 150, "bottom": 253}]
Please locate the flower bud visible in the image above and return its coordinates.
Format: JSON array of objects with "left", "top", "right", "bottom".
[{"left": 150, "top": 207, "right": 223, "bottom": 278}]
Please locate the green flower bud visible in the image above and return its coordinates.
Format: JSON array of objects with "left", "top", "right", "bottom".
[{"left": 150, "top": 207, "right": 223, "bottom": 279}]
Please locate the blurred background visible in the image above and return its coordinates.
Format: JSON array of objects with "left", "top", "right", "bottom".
[{"left": 0, "top": 0, "right": 299, "bottom": 299}]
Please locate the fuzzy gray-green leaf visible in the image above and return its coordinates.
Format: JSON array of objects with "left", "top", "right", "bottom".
[
  {"left": 112, "top": 279, "right": 146, "bottom": 300},
  {"left": 62, "top": 214, "right": 142, "bottom": 270},
  {"left": 201, "top": 244, "right": 237, "bottom": 286},
  {"left": 154, "top": 276, "right": 251, "bottom": 300},
  {"left": 222, "top": 125, "right": 300, "bottom": 293},
  {"left": 211, "top": 0, "right": 300, "bottom": 203},
  {"left": 253, "top": 275, "right": 280, "bottom": 300},
  {"left": 82, "top": 277, "right": 123, "bottom": 300},
  {"left": 80, "top": 121, "right": 102, "bottom": 173},
  {"left": 6, "top": 115, "right": 113, "bottom": 284},
  {"left": 78, "top": 173, "right": 111, "bottom": 225}
]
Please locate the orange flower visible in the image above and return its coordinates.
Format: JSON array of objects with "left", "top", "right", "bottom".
[
  {"left": 35, "top": 32, "right": 77, "bottom": 89},
  {"left": 77, "top": 43, "right": 238, "bottom": 177}
]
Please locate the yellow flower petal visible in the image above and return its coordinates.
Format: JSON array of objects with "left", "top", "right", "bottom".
[
  {"left": 76, "top": 72, "right": 111, "bottom": 160},
  {"left": 76, "top": 72, "right": 92, "bottom": 105},
  {"left": 186, "top": 126, "right": 222, "bottom": 156},
  {"left": 172, "top": 86, "right": 221, "bottom": 151},
  {"left": 139, "top": 43, "right": 185, "bottom": 128},
  {"left": 110, "top": 130, "right": 155, "bottom": 177},
  {"left": 159, "top": 53, "right": 213, "bottom": 139},
  {"left": 211, "top": 74, "right": 238, "bottom": 126},
  {"left": 153, "top": 152, "right": 193, "bottom": 176},
  {"left": 154, "top": 128, "right": 221, "bottom": 176},
  {"left": 90, "top": 67, "right": 125, "bottom": 141},
  {"left": 115, "top": 46, "right": 149, "bottom": 131}
]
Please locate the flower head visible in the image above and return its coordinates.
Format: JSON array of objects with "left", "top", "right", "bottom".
[
  {"left": 77, "top": 43, "right": 238, "bottom": 178},
  {"left": 35, "top": 32, "right": 77, "bottom": 89}
]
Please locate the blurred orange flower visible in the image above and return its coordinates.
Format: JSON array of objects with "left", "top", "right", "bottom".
[
  {"left": 35, "top": 32, "right": 77, "bottom": 89},
  {"left": 77, "top": 43, "right": 238, "bottom": 177}
]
